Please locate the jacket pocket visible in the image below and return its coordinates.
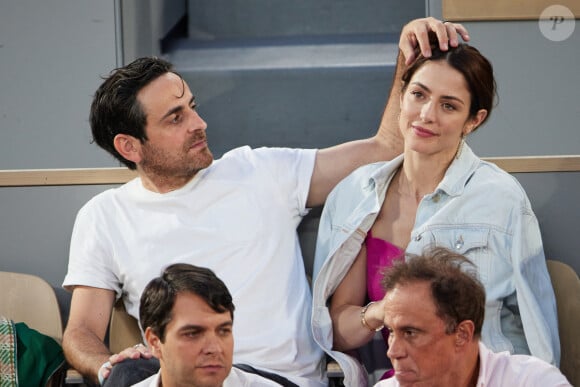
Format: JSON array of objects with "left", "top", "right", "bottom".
[{"left": 428, "top": 227, "right": 492, "bottom": 285}]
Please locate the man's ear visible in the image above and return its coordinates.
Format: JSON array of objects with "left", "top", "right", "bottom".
[
  {"left": 144, "top": 327, "right": 162, "bottom": 358},
  {"left": 455, "top": 320, "right": 475, "bottom": 348},
  {"left": 113, "top": 134, "right": 142, "bottom": 165}
]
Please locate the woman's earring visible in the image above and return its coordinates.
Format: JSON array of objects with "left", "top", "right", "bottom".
[{"left": 455, "top": 134, "right": 465, "bottom": 160}]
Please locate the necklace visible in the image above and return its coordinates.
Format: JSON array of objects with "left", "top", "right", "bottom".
[{"left": 394, "top": 168, "right": 432, "bottom": 200}]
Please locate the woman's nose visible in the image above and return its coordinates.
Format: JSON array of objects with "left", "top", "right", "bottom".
[{"left": 419, "top": 101, "right": 435, "bottom": 122}]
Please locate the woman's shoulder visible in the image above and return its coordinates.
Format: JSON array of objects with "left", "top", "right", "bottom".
[{"left": 469, "top": 160, "right": 531, "bottom": 203}]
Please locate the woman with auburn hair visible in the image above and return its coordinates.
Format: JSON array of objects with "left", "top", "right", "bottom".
[{"left": 312, "top": 39, "right": 560, "bottom": 385}]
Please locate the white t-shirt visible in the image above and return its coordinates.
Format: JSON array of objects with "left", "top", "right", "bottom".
[
  {"left": 63, "top": 146, "right": 324, "bottom": 387},
  {"left": 131, "top": 367, "right": 283, "bottom": 387},
  {"left": 374, "top": 342, "right": 571, "bottom": 387}
]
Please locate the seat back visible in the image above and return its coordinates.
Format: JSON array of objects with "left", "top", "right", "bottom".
[
  {"left": 546, "top": 259, "right": 580, "bottom": 386},
  {"left": 0, "top": 271, "right": 63, "bottom": 341},
  {"left": 109, "top": 299, "right": 143, "bottom": 354}
]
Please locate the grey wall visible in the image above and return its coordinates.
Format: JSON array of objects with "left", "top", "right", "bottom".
[
  {"left": 0, "top": 1, "right": 121, "bottom": 286},
  {"left": 121, "top": 0, "right": 186, "bottom": 62},
  {"left": 462, "top": 22, "right": 580, "bottom": 157},
  {"left": 0, "top": 0, "right": 120, "bottom": 169}
]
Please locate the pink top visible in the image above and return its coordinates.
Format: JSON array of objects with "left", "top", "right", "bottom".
[
  {"left": 366, "top": 230, "right": 404, "bottom": 303},
  {"left": 365, "top": 230, "right": 404, "bottom": 380}
]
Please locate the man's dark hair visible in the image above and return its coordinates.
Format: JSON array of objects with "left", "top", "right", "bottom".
[
  {"left": 139, "top": 263, "right": 235, "bottom": 341},
  {"left": 382, "top": 247, "right": 486, "bottom": 336},
  {"left": 89, "top": 57, "right": 180, "bottom": 170}
]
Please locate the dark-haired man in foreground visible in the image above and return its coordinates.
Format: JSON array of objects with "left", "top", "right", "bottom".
[{"left": 133, "top": 263, "right": 281, "bottom": 387}]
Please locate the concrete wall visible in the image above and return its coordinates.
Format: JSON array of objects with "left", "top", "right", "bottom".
[
  {"left": 121, "top": 0, "right": 186, "bottom": 62},
  {"left": 0, "top": 0, "right": 119, "bottom": 170},
  {"left": 0, "top": 1, "right": 121, "bottom": 286}
]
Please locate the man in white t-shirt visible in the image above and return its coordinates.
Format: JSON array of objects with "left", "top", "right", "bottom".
[
  {"left": 374, "top": 248, "right": 570, "bottom": 387},
  {"left": 61, "top": 18, "right": 471, "bottom": 387},
  {"left": 132, "top": 263, "right": 280, "bottom": 387}
]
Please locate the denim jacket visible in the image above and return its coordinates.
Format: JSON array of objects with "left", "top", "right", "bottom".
[{"left": 312, "top": 144, "right": 560, "bottom": 386}]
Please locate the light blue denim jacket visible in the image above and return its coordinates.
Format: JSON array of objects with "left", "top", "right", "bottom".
[{"left": 312, "top": 144, "right": 560, "bottom": 386}]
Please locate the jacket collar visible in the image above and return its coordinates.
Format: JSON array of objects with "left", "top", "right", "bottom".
[
  {"left": 362, "top": 143, "right": 480, "bottom": 198},
  {"left": 365, "top": 153, "right": 404, "bottom": 194},
  {"left": 437, "top": 143, "right": 480, "bottom": 197}
]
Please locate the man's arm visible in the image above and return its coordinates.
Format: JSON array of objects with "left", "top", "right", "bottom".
[
  {"left": 307, "top": 17, "right": 469, "bottom": 207},
  {"left": 63, "top": 286, "right": 116, "bottom": 383},
  {"left": 63, "top": 286, "right": 152, "bottom": 384}
]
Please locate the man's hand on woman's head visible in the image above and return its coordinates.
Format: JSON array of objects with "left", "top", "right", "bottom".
[{"left": 399, "top": 17, "right": 470, "bottom": 65}]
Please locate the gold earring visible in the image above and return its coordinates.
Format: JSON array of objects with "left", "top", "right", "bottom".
[{"left": 455, "top": 135, "right": 465, "bottom": 160}]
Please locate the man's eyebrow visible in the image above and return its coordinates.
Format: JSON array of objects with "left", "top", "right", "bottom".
[
  {"left": 387, "top": 323, "right": 423, "bottom": 333},
  {"left": 177, "top": 324, "right": 204, "bottom": 333},
  {"left": 176, "top": 319, "right": 233, "bottom": 332},
  {"left": 159, "top": 96, "right": 196, "bottom": 123},
  {"left": 411, "top": 81, "right": 465, "bottom": 105},
  {"left": 219, "top": 321, "right": 233, "bottom": 328}
]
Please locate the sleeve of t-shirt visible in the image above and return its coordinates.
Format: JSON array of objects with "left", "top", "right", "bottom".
[
  {"left": 62, "top": 197, "right": 122, "bottom": 295},
  {"left": 250, "top": 146, "right": 317, "bottom": 216},
  {"left": 256, "top": 148, "right": 316, "bottom": 216}
]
